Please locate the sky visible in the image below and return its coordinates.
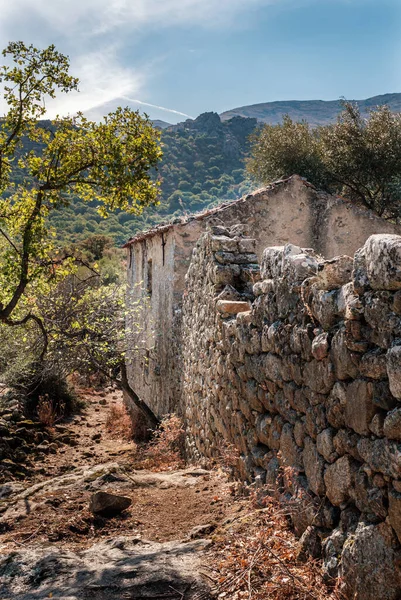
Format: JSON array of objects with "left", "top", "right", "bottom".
[{"left": 0, "top": 0, "right": 400, "bottom": 124}]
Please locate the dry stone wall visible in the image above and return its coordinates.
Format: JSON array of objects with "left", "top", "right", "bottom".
[{"left": 182, "top": 228, "right": 401, "bottom": 599}]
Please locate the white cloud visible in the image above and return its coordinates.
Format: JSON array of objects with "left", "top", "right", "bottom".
[
  {"left": 44, "top": 50, "right": 145, "bottom": 118},
  {"left": 0, "top": 0, "right": 277, "bottom": 120},
  {"left": 0, "top": 0, "right": 274, "bottom": 38}
]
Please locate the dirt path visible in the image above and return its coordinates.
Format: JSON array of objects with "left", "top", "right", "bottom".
[{"left": 0, "top": 388, "right": 244, "bottom": 599}]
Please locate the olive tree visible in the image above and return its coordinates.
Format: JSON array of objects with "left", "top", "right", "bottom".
[
  {"left": 36, "top": 276, "right": 159, "bottom": 431},
  {"left": 0, "top": 41, "right": 162, "bottom": 344},
  {"left": 247, "top": 102, "right": 401, "bottom": 221}
]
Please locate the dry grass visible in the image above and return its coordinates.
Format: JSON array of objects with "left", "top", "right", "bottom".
[
  {"left": 37, "top": 394, "right": 65, "bottom": 427},
  {"left": 134, "top": 414, "right": 186, "bottom": 471},
  {"left": 208, "top": 489, "right": 345, "bottom": 600},
  {"left": 105, "top": 402, "right": 134, "bottom": 441}
]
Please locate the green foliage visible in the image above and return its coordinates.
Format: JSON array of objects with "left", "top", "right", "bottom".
[
  {"left": 0, "top": 41, "right": 162, "bottom": 327},
  {"left": 248, "top": 102, "right": 401, "bottom": 221},
  {"left": 38, "top": 112, "right": 258, "bottom": 245},
  {"left": 247, "top": 115, "right": 327, "bottom": 188}
]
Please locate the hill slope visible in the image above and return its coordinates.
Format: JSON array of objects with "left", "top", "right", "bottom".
[{"left": 220, "top": 93, "right": 401, "bottom": 126}]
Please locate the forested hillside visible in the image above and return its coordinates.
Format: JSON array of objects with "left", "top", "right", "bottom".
[
  {"left": 49, "top": 112, "right": 257, "bottom": 246},
  {"left": 15, "top": 93, "right": 401, "bottom": 247}
]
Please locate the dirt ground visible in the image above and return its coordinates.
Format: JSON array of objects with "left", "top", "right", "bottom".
[{"left": 0, "top": 388, "right": 244, "bottom": 551}]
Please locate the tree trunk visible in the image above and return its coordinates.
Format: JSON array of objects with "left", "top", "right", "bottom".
[{"left": 119, "top": 362, "right": 160, "bottom": 432}]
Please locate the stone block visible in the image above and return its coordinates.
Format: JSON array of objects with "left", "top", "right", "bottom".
[
  {"left": 345, "top": 379, "right": 379, "bottom": 435},
  {"left": 303, "top": 436, "right": 326, "bottom": 496},
  {"left": 387, "top": 345, "right": 401, "bottom": 399},
  {"left": 216, "top": 300, "right": 251, "bottom": 315},
  {"left": 340, "top": 521, "right": 401, "bottom": 600},
  {"left": 316, "top": 428, "right": 337, "bottom": 463},
  {"left": 364, "top": 234, "right": 401, "bottom": 290},
  {"left": 389, "top": 489, "right": 401, "bottom": 544},
  {"left": 324, "top": 455, "right": 356, "bottom": 506},
  {"left": 311, "top": 332, "right": 329, "bottom": 360},
  {"left": 384, "top": 407, "right": 401, "bottom": 441},
  {"left": 279, "top": 423, "right": 303, "bottom": 470}
]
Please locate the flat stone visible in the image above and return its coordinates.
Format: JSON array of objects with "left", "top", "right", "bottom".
[{"left": 216, "top": 300, "right": 251, "bottom": 315}]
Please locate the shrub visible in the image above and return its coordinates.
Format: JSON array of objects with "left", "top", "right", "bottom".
[
  {"left": 12, "top": 363, "right": 80, "bottom": 418},
  {"left": 37, "top": 394, "right": 65, "bottom": 427},
  {"left": 135, "top": 414, "right": 185, "bottom": 470}
]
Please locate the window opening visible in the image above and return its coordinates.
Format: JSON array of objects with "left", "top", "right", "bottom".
[{"left": 147, "top": 259, "right": 153, "bottom": 295}]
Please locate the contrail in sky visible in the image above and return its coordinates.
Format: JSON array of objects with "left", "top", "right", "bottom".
[{"left": 121, "top": 96, "right": 193, "bottom": 119}]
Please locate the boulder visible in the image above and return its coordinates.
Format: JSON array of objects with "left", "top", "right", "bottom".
[{"left": 89, "top": 491, "right": 132, "bottom": 517}]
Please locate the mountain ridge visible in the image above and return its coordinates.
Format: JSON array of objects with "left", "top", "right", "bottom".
[{"left": 219, "top": 92, "right": 401, "bottom": 126}]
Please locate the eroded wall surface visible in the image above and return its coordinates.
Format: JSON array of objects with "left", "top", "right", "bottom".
[
  {"left": 182, "top": 229, "right": 401, "bottom": 599},
  {"left": 126, "top": 221, "right": 204, "bottom": 417}
]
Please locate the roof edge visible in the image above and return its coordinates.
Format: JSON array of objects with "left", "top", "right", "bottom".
[{"left": 123, "top": 175, "right": 307, "bottom": 248}]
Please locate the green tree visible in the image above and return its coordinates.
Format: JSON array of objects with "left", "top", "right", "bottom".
[
  {"left": 318, "top": 103, "right": 401, "bottom": 218},
  {"left": 247, "top": 115, "right": 326, "bottom": 189},
  {"left": 247, "top": 103, "right": 401, "bottom": 221},
  {"left": 0, "top": 41, "right": 162, "bottom": 342}
]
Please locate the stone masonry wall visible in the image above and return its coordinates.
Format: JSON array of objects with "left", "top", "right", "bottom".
[{"left": 182, "top": 228, "right": 401, "bottom": 600}]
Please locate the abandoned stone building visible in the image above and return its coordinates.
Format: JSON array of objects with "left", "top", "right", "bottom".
[
  {"left": 124, "top": 175, "right": 400, "bottom": 416},
  {"left": 124, "top": 175, "right": 401, "bottom": 597}
]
